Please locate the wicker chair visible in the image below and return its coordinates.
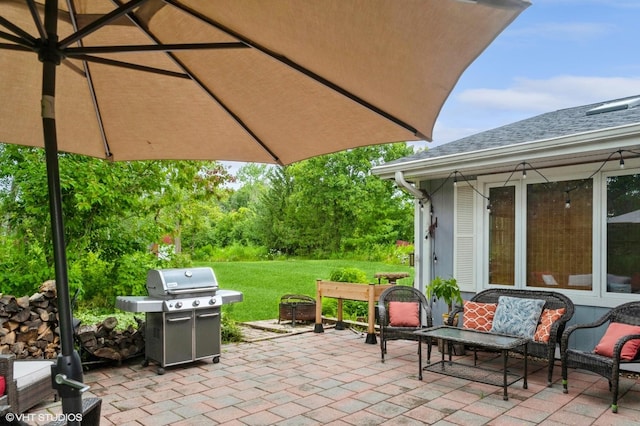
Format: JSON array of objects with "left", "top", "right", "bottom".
[
  {"left": 0, "top": 354, "right": 57, "bottom": 416},
  {"left": 561, "top": 301, "right": 640, "bottom": 413},
  {"left": 377, "top": 286, "right": 433, "bottom": 363},
  {"left": 448, "top": 288, "right": 575, "bottom": 386}
]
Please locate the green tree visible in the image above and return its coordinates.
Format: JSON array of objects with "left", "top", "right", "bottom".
[
  {"left": 254, "top": 165, "right": 297, "bottom": 254},
  {"left": 226, "top": 163, "right": 271, "bottom": 212},
  {"left": 255, "top": 144, "right": 414, "bottom": 256},
  {"left": 0, "top": 144, "right": 233, "bottom": 299}
]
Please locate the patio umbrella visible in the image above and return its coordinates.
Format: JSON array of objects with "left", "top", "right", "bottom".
[{"left": 0, "top": 0, "right": 529, "bottom": 420}]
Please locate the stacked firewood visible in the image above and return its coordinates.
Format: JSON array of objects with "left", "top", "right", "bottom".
[
  {"left": 76, "top": 316, "right": 145, "bottom": 362},
  {"left": 0, "top": 280, "right": 145, "bottom": 362},
  {"left": 0, "top": 280, "right": 59, "bottom": 359}
]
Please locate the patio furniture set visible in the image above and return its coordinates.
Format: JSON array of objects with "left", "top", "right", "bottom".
[{"left": 376, "top": 286, "right": 640, "bottom": 413}]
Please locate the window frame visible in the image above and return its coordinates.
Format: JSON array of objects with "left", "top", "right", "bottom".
[{"left": 601, "top": 168, "right": 640, "bottom": 297}]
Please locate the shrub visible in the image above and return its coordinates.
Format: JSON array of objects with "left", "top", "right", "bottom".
[
  {"left": 68, "top": 251, "right": 113, "bottom": 303},
  {"left": 328, "top": 267, "right": 368, "bottom": 283},
  {"left": 324, "top": 267, "right": 369, "bottom": 320},
  {"left": 221, "top": 308, "right": 243, "bottom": 343}
]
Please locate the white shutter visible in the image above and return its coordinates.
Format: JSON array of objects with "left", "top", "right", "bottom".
[{"left": 454, "top": 185, "right": 475, "bottom": 292}]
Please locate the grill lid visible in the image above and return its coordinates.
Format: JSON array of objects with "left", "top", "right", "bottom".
[{"left": 146, "top": 267, "right": 218, "bottom": 297}]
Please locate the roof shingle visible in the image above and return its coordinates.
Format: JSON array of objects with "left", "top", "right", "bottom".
[{"left": 387, "top": 95, "right": 640, "bottom": 166}]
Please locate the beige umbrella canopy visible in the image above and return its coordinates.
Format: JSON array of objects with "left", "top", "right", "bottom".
[
  {"left": 0, "top": 0, "right": 529, "bottom": 420},
  {"left": 1, "top": 0, "right": 529, "bottom": 165}
]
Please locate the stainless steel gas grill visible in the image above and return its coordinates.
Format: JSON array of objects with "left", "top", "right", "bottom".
[{"left": 115, "top": 267, "right": 243, "bottom": 374}]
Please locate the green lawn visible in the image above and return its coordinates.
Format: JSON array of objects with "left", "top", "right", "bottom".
[{"left": 198, "top": 260, "right": 414, "bottom": 322}]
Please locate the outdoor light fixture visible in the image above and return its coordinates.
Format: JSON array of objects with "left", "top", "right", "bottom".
[
  {"left": 565, "top": 192, "right": 571, "bottom": 209},
  {"left": 619, "top": 151, "right": 625, "bottom": 169}
]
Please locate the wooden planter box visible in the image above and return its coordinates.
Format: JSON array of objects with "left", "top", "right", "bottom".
[{"left": 314, "top": 280, "right": 392, "bottom": 344}]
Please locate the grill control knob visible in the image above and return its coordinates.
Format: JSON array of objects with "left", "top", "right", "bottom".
[
  {"left": 193, "top": 299, "right": 200, "bottom": 307},
  {"left": 209, "top": 298, "right": 216, "bottom": 305},
  {"left": 175, "top": 301, "right": 183, "bottom": 309}
]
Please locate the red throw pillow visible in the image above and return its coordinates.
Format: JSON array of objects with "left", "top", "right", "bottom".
[
  {"left": 463, "top": 301, "right": 497, "bottom": 332},
  {"left": 0, "top": 376, "right": 5, "bottom": 396},
  {"left": 388, "top": 301, "right": 420, "bottom": 327},
  {"left": 594, "top": 322, "right": 640, "bottom": 360},
  {"left": 534, "top": 308, "right": 566, "bottom": 343}
]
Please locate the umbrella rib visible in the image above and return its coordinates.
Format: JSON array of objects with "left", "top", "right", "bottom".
[
  {"left": 0, "top": 17, "right": 37, "bottom": 46},
  {"left": 163, "top": 0, "right": 423, "bottom": 139},
  {"left": 0, "top": 34, "right": 36, "bottom": 51},
  {"left": 59, "top": 0, "right": 150, "bottom": 49},
  {"left": 65, "top": 42, "right": 249, "bottom": 55},
  {"left": 25, "top": 0, "right": 47, "bottom": 40},
  {"left": 71, "top": 54, "right": 191, "bottom": 79},
  {"left": 64, "top": 0, "right": 113, "bottom": 160}
]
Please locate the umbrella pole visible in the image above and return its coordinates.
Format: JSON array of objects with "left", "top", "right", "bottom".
[{"left": 42, "top": 0, "right": 84, "bottom": 422}]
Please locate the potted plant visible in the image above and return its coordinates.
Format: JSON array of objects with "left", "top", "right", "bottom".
[
  {"left": 426, "top": 276, "right": 463, "bottom": 325},
  {"left": 426, "top": 276, "right": 464, "bottom": 354}
]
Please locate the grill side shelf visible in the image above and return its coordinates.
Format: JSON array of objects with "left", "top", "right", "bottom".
[
  {"left": 115, "top": 296, "right": 164, "bottom": 313},
  {"left": 217, "top": 289, "right": 244, "bottom": 304}
]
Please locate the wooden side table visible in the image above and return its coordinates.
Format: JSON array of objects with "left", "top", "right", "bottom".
[{"left": 374, "top": 272, "right": 410, "bottom": 284}]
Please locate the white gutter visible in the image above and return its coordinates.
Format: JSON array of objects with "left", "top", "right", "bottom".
[
  {"left": 394, "top": 171, "right": 429, "bottom": 200},
  {"left": 374, "top": 122, "right": 640, "bottom": 180}
]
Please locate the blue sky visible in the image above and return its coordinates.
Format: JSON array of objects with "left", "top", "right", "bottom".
[{"left": 427, "top": 0, "right": 640, "bottom": 148}]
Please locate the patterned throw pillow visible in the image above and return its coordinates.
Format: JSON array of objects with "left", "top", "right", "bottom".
[
  {"left": 388, "top": 301, "right": 420, "bottom": 327},
  {"left": 533, "top": 308, "right": 566, "bottom": 343},
  {"left": 490, "top": 296, "right": 545, "bottom": 339},
  {"left": 463, "top": 301, "right": 497, "bottom": 332},
  {"left": 595, "top": 322, "right": 640, "bottom": 360}
]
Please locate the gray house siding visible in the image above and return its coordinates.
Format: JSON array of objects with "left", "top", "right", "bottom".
[
  {"left": 424, "top": 179, "right": 455, "bottom": 283},
  {"left": 374, "top": 95, "right": 640, "bottom": 353}
]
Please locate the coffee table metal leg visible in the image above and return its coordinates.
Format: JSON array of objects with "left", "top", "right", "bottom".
[
  {"left": 418, "top": 337, "right": 423, "bottom": 380},
  {"left": 502, "top": 349, "right": 509, "bottom": 401},
  {"left": 523, "top": 343, "right": 528, "bottom": 389}
]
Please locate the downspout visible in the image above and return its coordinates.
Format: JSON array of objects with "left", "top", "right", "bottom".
[
  {"left": 394, "top": 172, "right": 430, "bottom": 294},
  {"left": 394, "top": 171, "right": 429, "bottom": 201}
]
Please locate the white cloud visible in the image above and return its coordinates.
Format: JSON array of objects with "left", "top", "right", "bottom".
[
  {"left": 457, "top": 75, "right": 640, "bottom": 114},
  {"left": 509, "top": 22, "right": 613, "bottom": 41},
  {"left": 532, "top": 0, "right": 640, "bottom": 9}
]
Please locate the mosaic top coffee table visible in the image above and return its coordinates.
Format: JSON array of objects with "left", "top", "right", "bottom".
[{"left": 414, "top": 326, "right": 529, "bottom": 400}]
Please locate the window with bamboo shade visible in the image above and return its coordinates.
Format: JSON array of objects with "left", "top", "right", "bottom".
[
  {"left": 526, "top": 180, "right": 592, "bottom": 290},
  {"left": 487, "top": 180, "right": 593, "bottom": 290},
  {"left": 489, "top": 186, "right": 515, "bottom": 286}
]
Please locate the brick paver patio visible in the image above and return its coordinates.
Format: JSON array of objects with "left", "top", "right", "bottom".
[{"left": 23, "top": 326, "right": 640, "bottom": 425}]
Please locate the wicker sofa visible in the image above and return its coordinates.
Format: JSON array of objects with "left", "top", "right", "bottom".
[
  {"left": 448, "top": 288, "right": 575, "bottom": 386},
  {"left": 0, "top": 354, "right": 57, "bottom": 415}
]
